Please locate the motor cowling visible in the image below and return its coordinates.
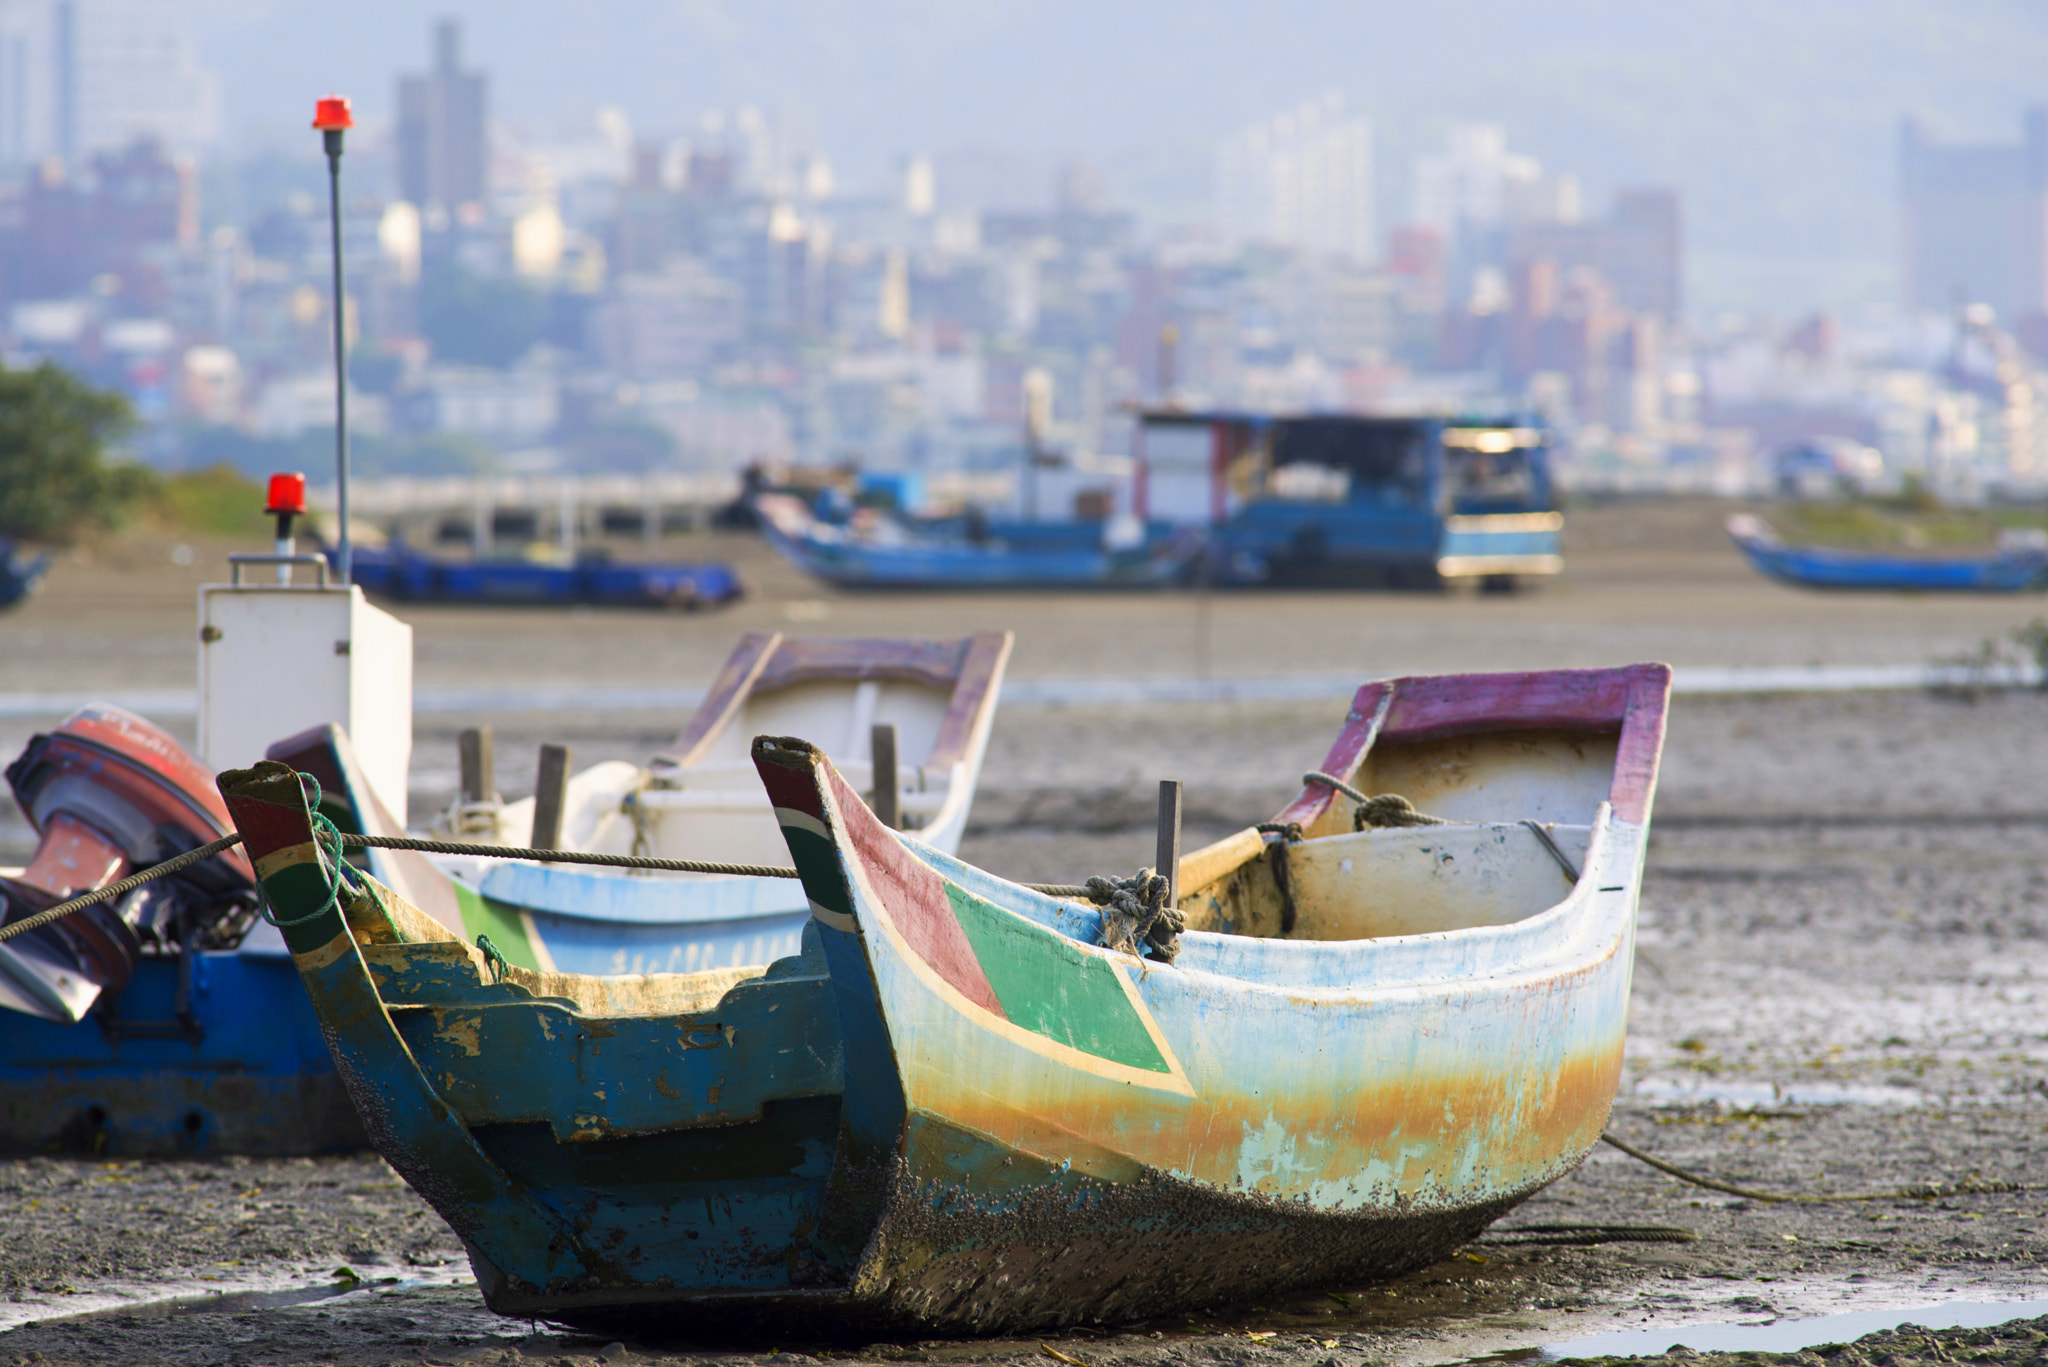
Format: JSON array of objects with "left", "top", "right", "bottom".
[{"left": 0, "top": 705, "right": 254, "bottom": 1022}]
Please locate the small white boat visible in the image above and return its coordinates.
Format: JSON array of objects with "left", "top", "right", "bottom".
[{"left": 443, "top": 631, "right": 1013, "bottom": 976}]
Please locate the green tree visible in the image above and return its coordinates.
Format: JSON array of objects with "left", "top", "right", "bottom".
[{"left": 0, "top": 362, "right": 150, "bottom": 542}]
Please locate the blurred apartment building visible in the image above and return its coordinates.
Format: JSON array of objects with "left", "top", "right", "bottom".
[
  {"left": 1899, "top": 109, "right": 2048, "bottom": 327},
  {"left": 1214, "top": 94, "right": 1373, "bottom": 260}
]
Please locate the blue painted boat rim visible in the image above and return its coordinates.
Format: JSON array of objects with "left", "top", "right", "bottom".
[{"left": 477, "top": 860, "right": 808, "bottom": 924}]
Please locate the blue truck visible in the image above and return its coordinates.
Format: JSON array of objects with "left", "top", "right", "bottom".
[{"left": 1134, "top": 409, "right": 1563, "bottom": 589}]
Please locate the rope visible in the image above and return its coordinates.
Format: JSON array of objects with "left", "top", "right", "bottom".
[
  {"left": 1478, "top": 1223, "right": 1698, "bottom": 1246},
  {"left": 1302, "top": 770, "right": 1368, "bottom": 803},
  {"left": 0, "top": 822, "right": 1092, "bottom": 946},
  {"left": 1601, "top": 1131, "right": 2042, "bottom": 1203},
  {"left": 1520, "top": 819, "right": 1582, "bottom": 884},
  {"left": 341, "top": 833, "right": 803, "bottom": 879},
  {"left": 1084, "top": 869, "right": 1185, "bottom": 964},
  {"left": 256, "top": 775, "right": 350, "bottom": 929},
  {"left": 1355, "top": 793, "right": 1450, "bottom": 829},
  {"left": 0, "top": 832, "right": 244, "bottom": 946}
]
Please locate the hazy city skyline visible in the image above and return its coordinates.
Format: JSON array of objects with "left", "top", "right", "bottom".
[{"left": 166, "top": 0, "right": 2048, "bottom": 316}]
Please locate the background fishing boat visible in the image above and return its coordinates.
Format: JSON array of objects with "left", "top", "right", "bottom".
[
  {"left": 440, "top": 630, "right": 1013, "bottom": 976},
  {"left": 1726, "top": 512, "right": 2048, "bottom": 591},
  {"left": 336, "top": 539, "right": 743, "bottom": 608},
  {"left": 226, "top": 661, "right": 1669, "bottom": 1334},
  {"left": 0, "top": 537, "right": 50, "bottom": 610},
  {"left": 755, "top": 492, "right": 1203, "bottom": 589}
]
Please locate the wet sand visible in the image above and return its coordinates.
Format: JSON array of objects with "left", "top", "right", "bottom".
[
  {"left": 0, "top": 502, "right": 2044, "bottom": 1363},
  {"left": 1, "top": 689, "right": 2045, "bottom": 1364}
]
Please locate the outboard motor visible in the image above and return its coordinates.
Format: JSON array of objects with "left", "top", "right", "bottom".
[{"left": 0, "top": 705, "right": 254, "bottom": 1022}]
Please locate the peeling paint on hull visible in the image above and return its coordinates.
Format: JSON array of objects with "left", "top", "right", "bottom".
[{"left": 216, "top": 663, "right": 1671, "bottom": 1338}]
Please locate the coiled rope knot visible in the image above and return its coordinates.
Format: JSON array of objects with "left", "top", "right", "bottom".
[
  {"left": 1353, "top": 793, "right": 1450, "bottom": 830},
  {"left": 1085, "top": 869, "right": 1185, "bottom": 965},
  {"left": 1301, "top": 771, "right": 1451, "bottom": 830}
]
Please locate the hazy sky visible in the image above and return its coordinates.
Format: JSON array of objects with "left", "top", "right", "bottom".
[{"left": 193, "top": 0, "right": 2048, "bottom": 314}]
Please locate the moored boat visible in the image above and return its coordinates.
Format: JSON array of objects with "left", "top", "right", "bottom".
[
  {"left": 446, "top": 630, "right": 1012, "bottom": 977},
  {"left": 339, "top": 540, "right": 744, "bottom": 608},
  {"left": 755, "top": 492, "right": 1203, "bottom": 589},
  {"left": 0, "top": 706, "right": 362, "bottom": 1155},
  {"left": 224, "top": 661, "right": 1670, "bottom": 1333},
  {"left": 1727, "top": 512, "right": 2048, "bottom": 592}
]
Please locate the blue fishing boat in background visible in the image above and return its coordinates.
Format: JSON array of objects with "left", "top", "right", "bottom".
[
  {"left": 755, "top": 493, "right": 1202, "bottom": 588},
  {"left": 1726, "top": 513, "right": 2048, "bottom": 592},
  {"left": 335, "top": 539, "right": 743, "bottom": 608},
  {"left": 0, "top": 538, "right": 51, "bottom": 610}
]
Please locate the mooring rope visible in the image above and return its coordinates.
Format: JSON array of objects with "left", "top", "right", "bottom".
[
  {"left": 1600, "top": 1130, "right": 2043, "bottom": 1203},
  {"left": 0, "top": 824, "right": 1096, "bottom": 945},
  {"left": 1084, "top": 869, "right": 1185, "bottom": 963},
  {"left": 1478, "top": 1222, "right": 1698, "bottom": 1246}
]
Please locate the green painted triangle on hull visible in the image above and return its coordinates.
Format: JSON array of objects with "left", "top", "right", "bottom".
[
  {"left": 452, "top": 879, "right": 544, "bottom": 973},
  {"left": 943, "top": 882, "right": 1170, "bottom": 1074}
]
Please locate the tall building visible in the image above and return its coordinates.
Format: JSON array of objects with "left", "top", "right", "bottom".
[
  {"left": 1215, "top": 93, "right": 1373, "bottom": 261},
  {"left": 1511, "top": 188, "right": 1683, "bottom": 324},
  {"left": 56, "top": 0, "right": 217, "bottom": 159},
  {"left": 1899, "top": 110, "right": 2048, "bottom": 322},
  {"left": 397, "top": 19, "right": 487, "bottom": 215},
  {"left": 0, "top": 0, "right": 51, "bottom": 165}
]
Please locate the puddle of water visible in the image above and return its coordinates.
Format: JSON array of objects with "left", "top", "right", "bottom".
[
  {"left": 1630, "top": 1078, "right": 1924, "bottom": 1108},
  {"left": 1541, "top": 1298, "right": 2048, "bottom": 1359}
]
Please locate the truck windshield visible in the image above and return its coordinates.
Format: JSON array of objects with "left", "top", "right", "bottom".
[{"left": 1442, "top": 428, "right": 1546, "bottom": 510}]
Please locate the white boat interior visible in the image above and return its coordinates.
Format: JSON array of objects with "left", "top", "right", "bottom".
[
  {"left": 473, "top": 631, "right": 1012, "bottom": 873},
  {"left": 1179, "top": 724, "right": 1625, "bottom": 942}
]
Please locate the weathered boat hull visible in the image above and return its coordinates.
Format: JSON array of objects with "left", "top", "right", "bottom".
[
  {"left": 1727, "top": 513, "right": 2048, "bottom": 591},
  {"left": 225, "top": 662, "right": 1668, "bottom": 1333}
]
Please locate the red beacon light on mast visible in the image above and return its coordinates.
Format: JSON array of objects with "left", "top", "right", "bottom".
[
  {"left": 265, "top": 472, "right": 309, "bottom": 584},
  {"left": 312, "top": 96, "right": 354, "bottom": 133}
]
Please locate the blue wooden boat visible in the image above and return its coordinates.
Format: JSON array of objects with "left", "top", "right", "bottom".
[
  {"left": 0, "top": 537, "right": 51, "bottom": 609},
  {"left": 338, "top": 541, "right": 743, "bottom": 608},
  {"left": 224, "top": 662, "right": 1670, "bottom": 1333},
  {"left": 0, "top": 706, "right": 363, "bottom": 1156},
  {"left": 755, "top": 493, "right": 1204, "bottom": 589},
  {"left": 1727, "top": 513, "right": 2048, "bottom": 592}
]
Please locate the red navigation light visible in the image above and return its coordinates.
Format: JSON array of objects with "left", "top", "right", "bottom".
[
  {"left": 265, "top": 472, "right": 308, "bottom": 517},
  {"left": 312, "top": 96, "right": 354, "bottom": 131}
]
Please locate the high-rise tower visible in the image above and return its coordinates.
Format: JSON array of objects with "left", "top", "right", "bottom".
[{"left": 397, "top": 19, "right": 487, "bottom": 215}]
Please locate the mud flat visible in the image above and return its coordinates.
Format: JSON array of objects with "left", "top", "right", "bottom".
[{"left": 0, "top": 687, "right": 2044, "bottom": 1365}]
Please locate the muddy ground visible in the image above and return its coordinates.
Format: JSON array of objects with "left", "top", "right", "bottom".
[{"left": 1, "top": 686, "right": 2046, "bottom": 1365}]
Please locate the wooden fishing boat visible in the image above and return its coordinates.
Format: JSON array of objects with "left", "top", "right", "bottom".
[
  {"left": 339, "top": 541, "right": 744, "bottom": 609},
  {"left": 1727, "top": 513, "right": 2048, "bottom": 592},
  {"left": 222, "top": 662, "right": 1669, "bottom": 1333},
  {"left": 755, "top": 492, "right": 1205, "bottom": 589},
  {"left": 451, "top": 631, "right": 1012, "bottom": 977}
]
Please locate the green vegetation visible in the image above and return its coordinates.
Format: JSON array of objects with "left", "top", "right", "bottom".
[
  {"left": 151, "top": 464, "right": 270, "bottom": 538},
  {"left": 0, "top": 361, "right": 149, "bottom": 542},
  {"left": 182, "top": 426, "right": 498, "bottom": 480},
  {"left": 1773, "top": 496, "right": 2048, "bottom": 550}
]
